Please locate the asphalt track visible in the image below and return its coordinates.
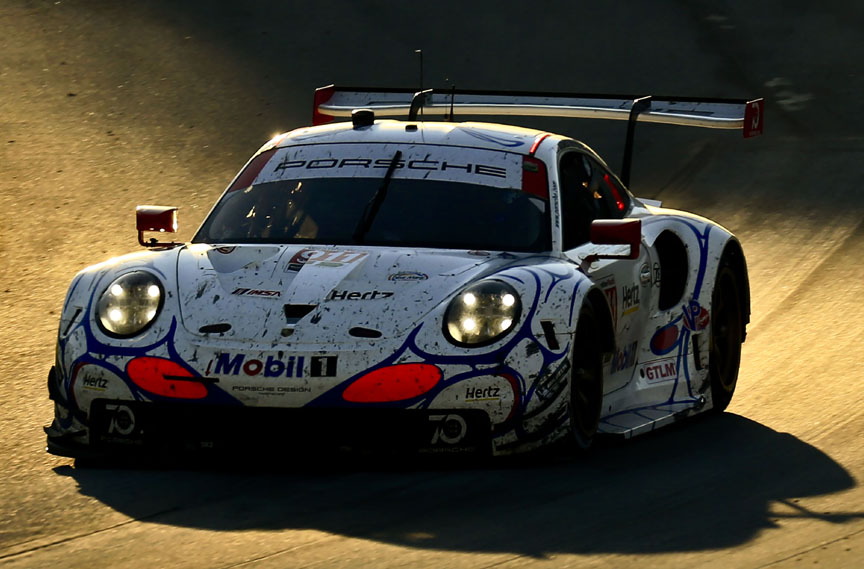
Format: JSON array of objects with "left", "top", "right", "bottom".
[{"left": 1, "top": 1, "right": 863, "bottom": 567}]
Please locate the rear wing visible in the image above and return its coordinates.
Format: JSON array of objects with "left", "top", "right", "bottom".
[{"left": 312, "top": 85, "right": 764, "bottom": 186}]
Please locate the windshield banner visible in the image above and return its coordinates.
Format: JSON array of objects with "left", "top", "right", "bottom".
[{"left": 254, "top": 143, "right": 523, "bottom": 189}]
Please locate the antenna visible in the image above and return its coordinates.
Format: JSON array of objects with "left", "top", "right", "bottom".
[{"left": 414, "top": 49, "right": 424, "bottom": 91}]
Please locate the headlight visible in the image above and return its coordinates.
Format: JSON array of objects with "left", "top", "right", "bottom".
[
  {"left": 444, "top": 280, "right": 521, "bottom": 346},
  {"left": 96, "top": 272, "right": 164, "bottom": 337}
]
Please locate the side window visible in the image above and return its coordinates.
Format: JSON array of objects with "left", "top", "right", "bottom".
[
  {"left": 560, "top": 152, "right": 594, "bottom": 249},
  {"left": 560, "top": 153, "right": 630, "bottom": 250},
  {"left": 584, "top": 157, "right": 630, "bottom": 219},
  {"left": 558, "top": 151, "right": 630, "bottom": 251}
]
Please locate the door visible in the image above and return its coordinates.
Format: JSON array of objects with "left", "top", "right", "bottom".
[{"left": 558, "top": 150, "right": 651, "bottom": 393}]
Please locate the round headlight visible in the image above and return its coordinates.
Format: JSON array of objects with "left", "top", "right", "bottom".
[
  {"left": 96, "top": 271, "right": 164, "bottom": 337},
  {"left": 444, "top": 280, "right": 521, "bottom": 346}
]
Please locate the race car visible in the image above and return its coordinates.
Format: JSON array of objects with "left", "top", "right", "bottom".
[{"left": 46, "top": 86, "right": 763, "bottom": 458}]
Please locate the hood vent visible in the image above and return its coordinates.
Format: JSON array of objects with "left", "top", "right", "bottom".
[
  {"left": 284, "top": 304, "right": 318, "bottom": 325},
  {"left": 349, "top": 327, "right": 383, "bottom": 339},
  {"left": 199, "top": 323, "right": 232, "bottom": 334}
]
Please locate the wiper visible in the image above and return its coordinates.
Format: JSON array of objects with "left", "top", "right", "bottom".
[{"left": 353, "top": 150, "right": 402, "bottom": 244}]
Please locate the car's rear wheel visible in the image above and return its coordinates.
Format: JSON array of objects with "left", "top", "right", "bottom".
[
  {"left": 568, "top": 303, "right": 604, "bottom": 450},
  {"left": 709, "top": 263, "right": 744, "bottom": 412}
]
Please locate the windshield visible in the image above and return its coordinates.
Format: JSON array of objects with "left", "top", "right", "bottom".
[{"left": 193, "top": 144, "right": 551, "bottom": 252}]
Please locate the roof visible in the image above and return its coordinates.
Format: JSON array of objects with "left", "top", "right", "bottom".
[{"left": 275, "top": 120, "right": 561, "bottom": 156}]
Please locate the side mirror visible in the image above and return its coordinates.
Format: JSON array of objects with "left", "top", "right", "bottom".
[
  {"left": 583, "top": 218, "right": 641, "bottom": 266},
  {"left": 136, "top": 205, "right": 179, "bottom": 248}
]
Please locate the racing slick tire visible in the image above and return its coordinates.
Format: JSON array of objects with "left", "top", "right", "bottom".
[
  {"left": 568, "top": 303, "right": 604, "bottom": 450},
  {"left": 709, "top": 261, "right": 744, "bottom": 412}
]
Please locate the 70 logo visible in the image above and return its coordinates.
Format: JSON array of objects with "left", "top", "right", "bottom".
[{"left": 428, "top": 414, "right": 468, "bottom": 445}]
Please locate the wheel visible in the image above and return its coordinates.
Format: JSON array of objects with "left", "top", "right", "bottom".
[
  {"left": 709, "top": 263, "right": 743, "bottom": 412},
  {"left": 568, "top": 303, "right": 604, "bottom": 450}
]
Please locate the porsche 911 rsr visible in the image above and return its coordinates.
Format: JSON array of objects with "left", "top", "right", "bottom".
[{"left": 45, "top": 87, "right": 762, "bottom": 458}]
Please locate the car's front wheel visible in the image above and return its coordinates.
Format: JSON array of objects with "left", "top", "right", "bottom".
[
  {"left": 568, "top": 303, "right": 604, "bottom": 450},
  {"left": 709, "top": 262, "right": 744, "bottom": 412}
]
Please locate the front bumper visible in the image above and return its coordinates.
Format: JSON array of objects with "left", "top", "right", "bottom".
[{"left": 47, "top": 399, "right": 492, "bottom": 458}]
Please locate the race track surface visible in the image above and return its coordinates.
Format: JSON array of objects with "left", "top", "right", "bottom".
[{"left": 1, "top": 1, "right": 862, "bottom": 567}]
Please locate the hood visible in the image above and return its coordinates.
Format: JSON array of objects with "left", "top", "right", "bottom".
[{"left": 176, "top": 244, "right": 522, "bottom": 344}]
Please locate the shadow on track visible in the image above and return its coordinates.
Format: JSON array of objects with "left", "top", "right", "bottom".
[{"left": 55, "top": 414, "right": 859, "bottom": 556}]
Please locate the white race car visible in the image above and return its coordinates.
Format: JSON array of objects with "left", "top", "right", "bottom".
[{"left": 46, "top": 87, "right": 763, "bottom": 457}]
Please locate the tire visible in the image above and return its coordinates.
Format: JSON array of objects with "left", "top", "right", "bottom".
[
  {"left": 709, "top": 263, "right": 744, "bottom": 412},
  {"left": 568, "top": 303, "right": 604, "bottom": 450}
]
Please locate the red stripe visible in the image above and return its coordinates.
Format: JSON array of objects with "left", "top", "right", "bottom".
[
  {"left": 528, "top": 133, "right": 550, "bottom": 156},
  {"left": 227, "top": 148, "right": 277, "bottom": 192},
  {"left": 603, "top": 174, "right": 626, "bottom": 211}
]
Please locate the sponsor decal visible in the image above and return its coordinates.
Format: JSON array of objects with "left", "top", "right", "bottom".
[
  {"left": 327, "top": 289, "right": 393, "bottom": 301},
  {"left": 640, "top": 359, "right": 678, "bottom": 382},
  {"left": 388, "top": 271, "right": 428, "bottom": 282},
  {"left": 207, "top": 353, "right": 338, "bottom": 378},
  {"left": 552, "top": 181, "right": 561, "bottom": 228},
  {"left": 256, "top": 145, "right": 521, "bottom": 190},
  {"left": 650, "top": 322, "right": 680, "bottom": 355},
  {"left": 610, "top": 341, "right": 637, "bottom": 373},
  {"left": 622, "top": 283, "right": 640, "bottom": 315},
  {"left": 272, "top": 154, "right": 508, "bottom": 179},
  {"left": 309, "top": 356, "right": 338, "bottom": 377},
  {"left": 467, "top": 250, "right": 491, "bottom": 256},
  {"left": 81, "top": 376, "right": 108, "bottom": 390},
  {"left": 465, "top": 386, "right": 501, "bottom": 401},
  {"left": 650, "top": 301, "right": 707, "bottom": 356},
  {"left": 599, "top": 276, "right": 617, "bottom": 325},
  {"left": 428, "top": 414, "right": 468, "bottom": 445},
  {"left": 653, "top": 262, "right": 662, "bottom": 287},
  {"left": 232, "top": 287, "right": 281, "bottom": 298},
  {"left": 231, "top": 385, "right": 312, "bottom": 394},
  {"left": 105, "top": 404, "right": 136, "bottom": 436},
  {"left": 287, "top": 249, "right": 368, "bottom": 272},
  {"left": 682, "top": 300, "right": 710, "bottom": 331}
]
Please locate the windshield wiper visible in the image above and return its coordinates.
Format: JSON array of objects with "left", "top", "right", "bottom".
[{"left": 353, "top": 150, "right": 402, "bottom": 244}]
